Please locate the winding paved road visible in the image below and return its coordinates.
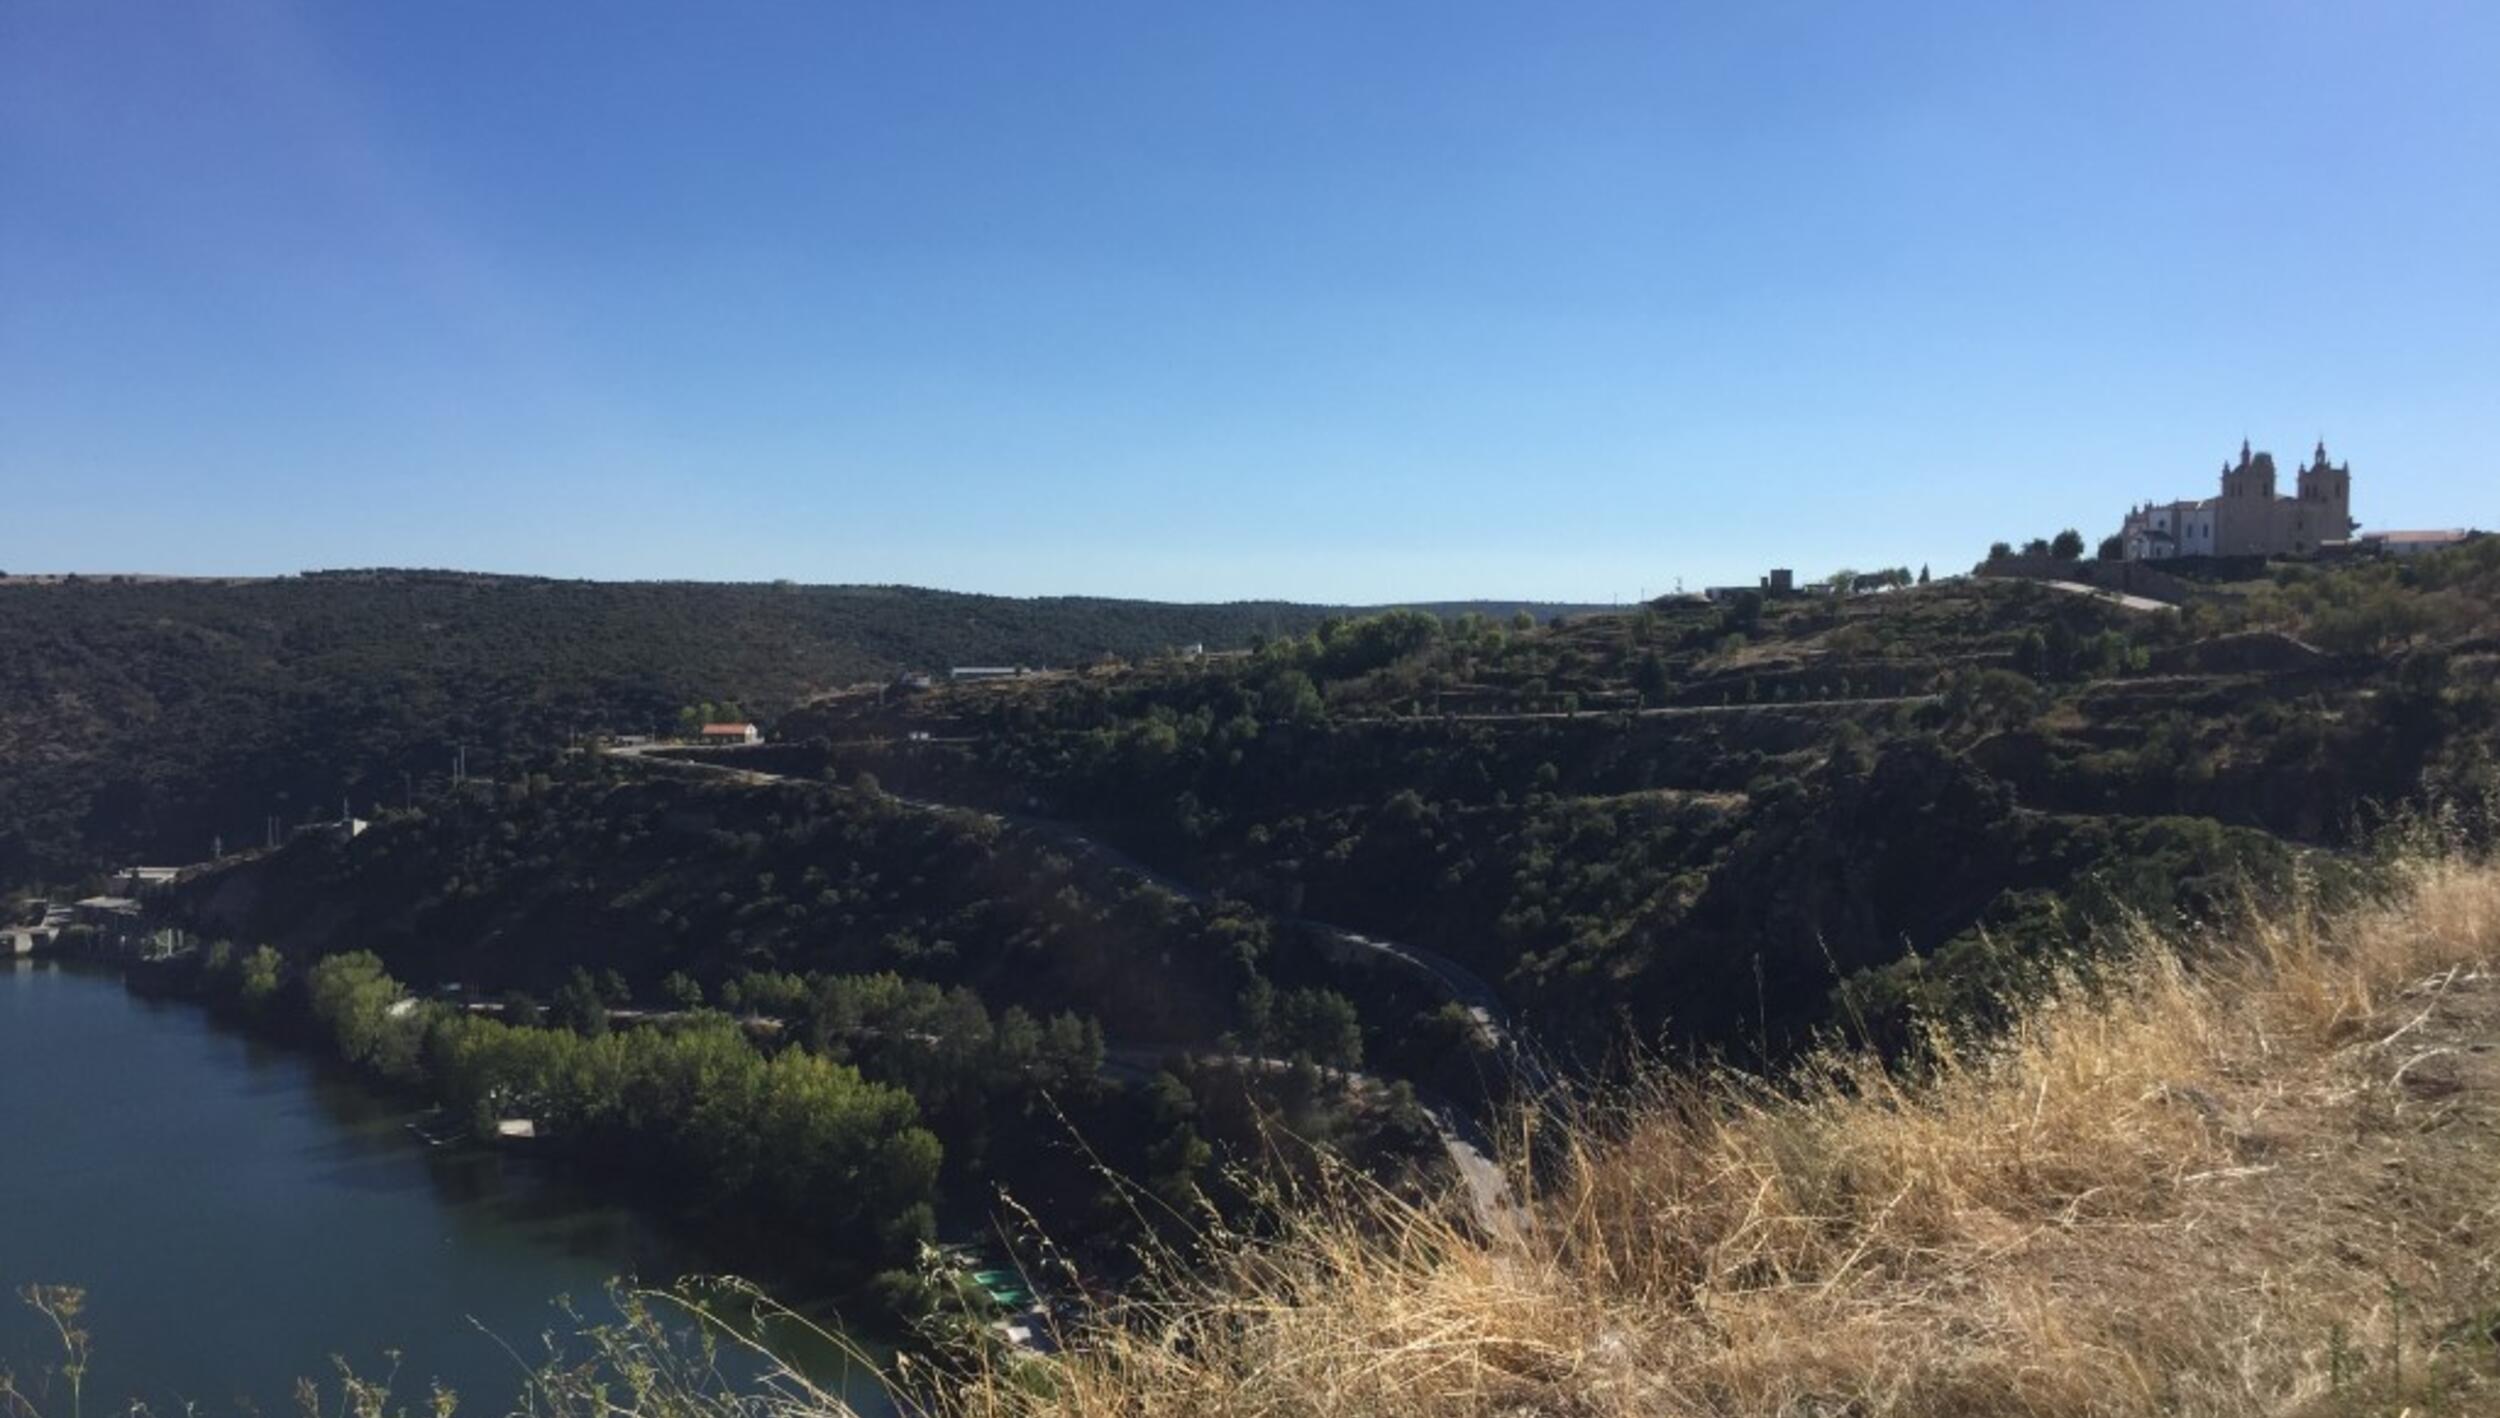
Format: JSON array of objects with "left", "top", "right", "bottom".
[
  {"left": 602, "top": 740, "right": 1529, "bottom": 1234},
  {"left": 613, "top": 742, "right": 1528, "bottom": 1052},
  {"left": 1336, "top": 693, "right": 1938, "bottom": 727}
]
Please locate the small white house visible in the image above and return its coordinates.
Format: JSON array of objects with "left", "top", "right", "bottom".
[{"left": 699, "top": 722, "right": 764, "bottom": 745}]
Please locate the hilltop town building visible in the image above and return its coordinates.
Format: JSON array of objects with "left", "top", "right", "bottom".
[
  {"left": 1702, "top": 568, "right": 1796, "bottom": 602},
  {"left": 2119, "top": 441, "right": 2354, "bottom": 562},
  {"left": 2363, "top": 529, "right": 2472, "bottom": 558}
]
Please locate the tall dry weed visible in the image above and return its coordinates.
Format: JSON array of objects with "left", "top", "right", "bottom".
[{"left": 939, "top": 846, "right": 2500, "bottom": 1417}]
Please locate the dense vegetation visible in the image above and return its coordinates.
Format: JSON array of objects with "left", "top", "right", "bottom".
[
  {"left": 181, "top": 764, "right": 1275, "bottom": 1044},
  {"left": 0, "top": 568, "right": 1597, "bottom": 888},
  {"left": 36, "top": 542, "right": 2500, "bottom": 1334},
  {"left": 148, "top": 940, "right": 943, "bottom": 1296},
  {"left": 778, "top": 541, "right": 2500, "bottom": 1063},
  {"left": 921, "top": 825, "right": 2500, "bottom": 1418},
  {"left": 158, "top": 760, "right": 1438, "bottom": 1303}
]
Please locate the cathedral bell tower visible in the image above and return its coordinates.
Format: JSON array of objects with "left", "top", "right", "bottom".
[
  {"left": 2220, "top": 439, "right": 2276, "bottom": 502},
  {"left": 2297, "top": 440, "right": 2354, "bottom": 540}
]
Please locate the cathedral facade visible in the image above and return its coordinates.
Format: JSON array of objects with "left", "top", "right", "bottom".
[{"left": 2119, "top": 441, "right": 2354, "bottom": 561}]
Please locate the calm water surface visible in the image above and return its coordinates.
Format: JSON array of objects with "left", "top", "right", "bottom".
[{"left": 0, "top": 961, "right": 893, "bottom": 1416}]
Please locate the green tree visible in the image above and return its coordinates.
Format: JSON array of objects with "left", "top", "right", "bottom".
[
  {"left": 1143, "top": 1072, "right": 1212, "bottom": 1214},
  {"left": 2011, "top": 629, "right": 2048, "bottom": 678},
  {"left": 1633, "top": 651, "right": 1671, "bottom": 706},
  {"left": 1275, "top": 988, "right": 1362, "bottom": 1069},
  {"left": 1944, "top": 667, "right": 2042, "bottom": 731},
  {"left": 550, "top": 967, "right": 612, "bottom": 1037},
  {"left": 2050, "top": 528, "right": 2086, "bottom": 560},
  {"left": 305, "top": 951, "right": 420, "bottom": 1080},
  {"left": 236, "top": 944, "right": 286, "bottom": 1017},
  {"left": 1260, "top": 670, "right": 1325, "bottom": 724},
  {"left": 662, "top": 972, "right": 704, "bottom": 1011}
]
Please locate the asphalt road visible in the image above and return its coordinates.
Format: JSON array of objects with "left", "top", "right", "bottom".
[{"left": 602, "top": 740, "right": 1530, "bottom": 1235}]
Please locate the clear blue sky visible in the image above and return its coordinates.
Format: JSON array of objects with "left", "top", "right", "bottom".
[{"left": 5, "top": 3, "right": 2496, "bottom": 602}]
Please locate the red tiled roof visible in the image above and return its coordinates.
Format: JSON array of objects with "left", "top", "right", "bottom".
[{"left": 699, "top": 723, "right": 756, "bottom": 734}]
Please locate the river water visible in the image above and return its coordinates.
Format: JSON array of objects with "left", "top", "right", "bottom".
[{"left": 0, "top": 960, "right": 894, "bottom": 1416}]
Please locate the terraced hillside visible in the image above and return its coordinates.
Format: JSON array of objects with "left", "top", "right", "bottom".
[
  {"left": 84, "top": 543, "right": 2499, "bottom": 1318},
  {"left": 764, "top": 550, "right": 2499, "bottom": 1063}
]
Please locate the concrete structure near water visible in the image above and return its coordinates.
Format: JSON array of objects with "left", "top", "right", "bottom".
[
  {"left": 6, "top": 902, "right": 75, "bottom": 956},
  {"left": 114, "top": 866, "right": 185, "bottom": 896}
]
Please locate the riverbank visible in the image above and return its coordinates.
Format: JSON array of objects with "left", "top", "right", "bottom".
[
  {"left": 0, "top": 959, "right": 898, "bottom": 1416},
  {"left": 108, "top": 946, "right": 949, "bottom": 1328}
]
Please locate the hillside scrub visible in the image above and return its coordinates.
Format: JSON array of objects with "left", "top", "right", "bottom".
[
  {"left": 0, "top": 571, "right": 1612, "bottom": 889},
  {"left": 781, "top": 577, "right": 2487, "bottom": 1063},
  {"left": 923, "top": 835, "right": 2500, "bottom": 1417},
  {"left": 15, "top": 836, "right": 2500, "bottom": 1418},
  {"left": 156, "top": 763, "right": 1448, "bottom": 1306},
  {"left": 180, "top": 770, "right": 1275, "bottom": 1048},
  {"left": 0, "top": 574, "right": 1346, "bottom": 888},
  {"left": 2240, "top": 537, "right": 2500, "bottom": 654},
  {"left": 150, "top": 826, "right": 2494, "bottom": 1416}
]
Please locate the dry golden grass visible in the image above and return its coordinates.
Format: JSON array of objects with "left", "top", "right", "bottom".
[{"left": 937, "top": 847, "right": 2500, "bottom": 1418}]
